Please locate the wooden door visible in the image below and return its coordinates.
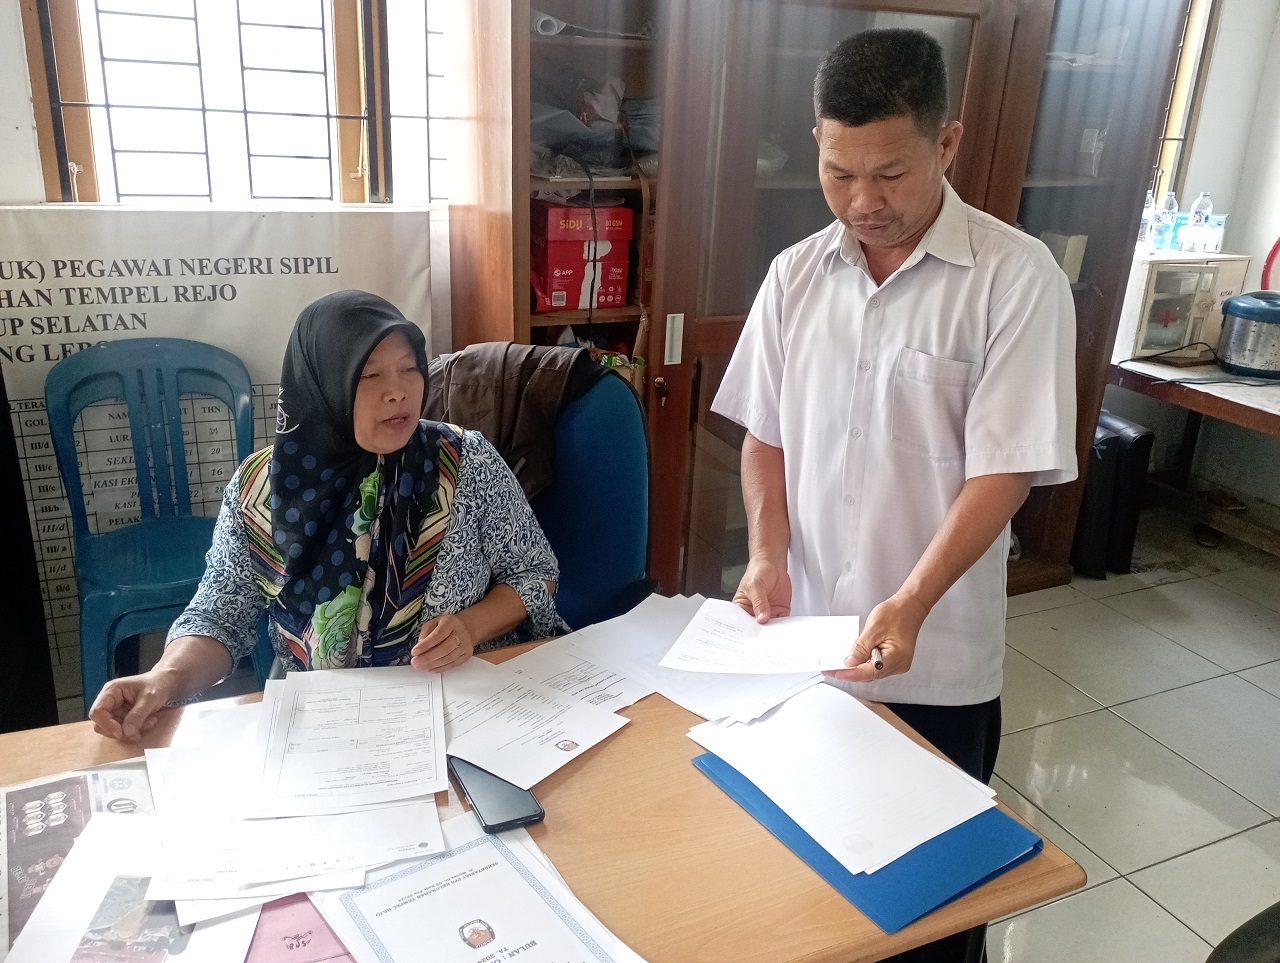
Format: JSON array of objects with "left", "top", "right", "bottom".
[{"left": 645, "top": 0, "right": 1035, "bottom": 596}]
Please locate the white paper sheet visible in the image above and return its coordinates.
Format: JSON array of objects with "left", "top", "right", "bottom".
[
  {"left": 311, "top": 812, "right": 646, "bottom": 963},
  {"left": 145, "top": 800, "right": 443, "bottom": 900},
  {"left": 503, "top": 638, "right": 654, "bottom": 711},
  {"left": 168, "top": 700, "right": 266, "bottom": 750},
  {"left": 568, "top": 594, "right": 822, "bottom": 722},
  {"left": 255, "top": 667, "right": 448, "bottom": 816},
  {"left": 173, "top": 864, "right": 367, "bottom": 927},
  {"left": 660, "top": 598, "right": 859, "bottom": 674},
  {"left": 5, "top": 814, "right": 259, "bottom": 963},
  {"left": 688, "top": 683, "right": 995, "bottom": 875},
  {"left": 442, "top": 660, "right": 628, "bottom": 790}
]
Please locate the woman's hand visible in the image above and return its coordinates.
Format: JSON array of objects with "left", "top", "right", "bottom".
[
  {"left": 88, "top": 671, "right": 180, "bottom": 742},
  {"left": 411, "top": 613, "right": 477, "bottom": 672}
]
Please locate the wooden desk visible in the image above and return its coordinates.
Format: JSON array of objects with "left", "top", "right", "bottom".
[
  {"left": 1108, "top": 361, "right": 1280, "bottom": 554},
  {"left": 0, "top": 662, "right": 1084, "bottom": 963}
]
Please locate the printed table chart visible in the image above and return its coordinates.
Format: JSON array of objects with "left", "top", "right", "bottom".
[{"left": 9, "top": 385, "right": 279, "bottom": 702}]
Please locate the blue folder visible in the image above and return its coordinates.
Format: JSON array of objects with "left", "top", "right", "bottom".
[{"left": 693, "top": 752, "right": 1042, "bottom": 933}]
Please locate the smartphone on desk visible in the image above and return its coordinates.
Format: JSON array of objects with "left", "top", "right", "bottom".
[{"left": 447, "top": 755, "right": 545, "bottom": 834}]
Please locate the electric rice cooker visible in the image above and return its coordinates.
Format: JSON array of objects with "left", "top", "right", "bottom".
[{"left": 1218, "top": 292, "right": 1280, "bottom": 378}]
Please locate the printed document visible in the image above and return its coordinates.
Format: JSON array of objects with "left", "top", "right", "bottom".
[
  {"left": 256, "top": 667, "right": 448, "bottom": 815},
  {"left": 688, "top": 683, "right": 995, "bottom": 874},
  {"left": 569, "top": 594, "right": 820, "bottom": 723},
  {"left": 660, "top": 598, "right": 858, "bottom": 673},
  {"left": 503, "top": 639, "right": 654, "bottom": 711},
  {"left": 442, "top": 659, "right": 628, "bottom": 790},
  {"left": 312, "top": 811, "right": 646, "bottom": 963}
]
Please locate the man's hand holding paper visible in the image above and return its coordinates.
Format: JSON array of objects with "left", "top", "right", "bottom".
[
  {"left": 660, "top": 598, "right": 859, "bottom": 674},
  {"left": 824, "top": 591, "right": 928, "bottom": 683}
]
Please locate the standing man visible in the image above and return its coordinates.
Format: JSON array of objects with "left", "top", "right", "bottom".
[{"left": 711, "top": 29, "right": 1077, "bottom": 963}]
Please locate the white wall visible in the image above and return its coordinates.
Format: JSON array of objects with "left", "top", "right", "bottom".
[
  {"left": 1, "top": 0, "right": 46, "bottom": 205},
  {"left": 1225, "top": 10, "right": 1280, "bottom": 293},
  {"left": 1180, "top": 0, "right": 1280, "bottom": 217},
  {"left": 1189, "top": 11, "right": 1280, "bottom": 503},
  {"left": 1104, "top": 1, "right": 1280, "bottom": 505}
]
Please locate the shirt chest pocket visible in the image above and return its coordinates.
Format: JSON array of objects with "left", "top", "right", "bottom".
[{"left": 890, "top": 347, "right": 979, "bottom": 461}]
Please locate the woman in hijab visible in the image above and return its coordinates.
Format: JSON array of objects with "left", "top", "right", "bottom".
[{"left": 89, "top": 290, "right": 562, "bottom": 741}]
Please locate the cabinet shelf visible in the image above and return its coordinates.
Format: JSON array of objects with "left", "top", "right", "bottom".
[
  {"left": 756, "top": 174, "right": 819, "bottom": 191},
  {"left": 1043, "top": 59, "right": 1131, "bottom": 75},
  {"left": 1023, "top": 172, "right": 1115, "bottom": 188},
  {"left": 531, "top": 35, "right": 654, "bottom": 51},
  {"left": 530, "top": 174, "right": 646, "bottom": 192},
  {"left": 529, "top": 305, "right": 643, "bottom": 327}
]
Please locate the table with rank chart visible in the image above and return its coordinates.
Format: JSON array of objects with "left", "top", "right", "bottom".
[{"left": 9, "top": 384, "right": 280, "bottom": 703}]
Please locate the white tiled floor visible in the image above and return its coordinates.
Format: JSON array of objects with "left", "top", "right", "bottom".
[{"left": 988, "top": 509, "right": 1280, "bottom": 961}]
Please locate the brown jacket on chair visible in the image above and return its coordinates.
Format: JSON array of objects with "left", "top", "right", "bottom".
[{"left": 423, "top": 342, "right": 602, "bottom": 500}]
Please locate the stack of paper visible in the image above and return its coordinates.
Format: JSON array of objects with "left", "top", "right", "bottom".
[
  {"left": 137, "top": 668, "right": 451, "bottom": 922},
  {"left": 564, "top": 594, "right": 821, "bottom": 722},
  {"left": 689, "top": 685, "right": 995, "bottom": 874},
  {"left": 688, "top": 684, "right": 1041, "bottom": 932}
]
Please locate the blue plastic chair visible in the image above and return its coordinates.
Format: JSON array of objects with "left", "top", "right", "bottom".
[
  {"left": 529, "top": 370, "right": 653, "bottom": 629},
  {"left": 44, "top": 338, "right": 255, "bottom": 706}
]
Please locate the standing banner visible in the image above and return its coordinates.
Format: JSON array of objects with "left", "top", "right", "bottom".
[{"left": 0, "top": 207, "right": 434, "bottom": 707}]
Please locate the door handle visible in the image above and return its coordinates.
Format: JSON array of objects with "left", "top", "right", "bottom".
[{"left": 654, "top": 376, "right": 668, "bottom": 408}]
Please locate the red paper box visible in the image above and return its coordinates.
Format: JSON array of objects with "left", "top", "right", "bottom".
[
  {"left": 531, "top": 200, "right": 634, "bottom": 312},
  {"left": 531, "top": 252, "right": 629, "bottom": 312},
  {"left": 534, "top": 201, "right": 634, "bottom": 242}
]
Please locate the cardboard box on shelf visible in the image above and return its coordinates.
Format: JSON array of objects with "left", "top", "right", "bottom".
[
  {"left": 531, "top": 254, "right": 629, "bottom": 311},
  {"left": 533, "top": 201, "right": 633, "bottom": 242},
  {"left": 531, "top": 200, "right": 634, "bottom": 312}
]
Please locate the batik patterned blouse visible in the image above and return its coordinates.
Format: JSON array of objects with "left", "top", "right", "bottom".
[{"left": 168, "top": 429, "right": 564, "bottom": 671}]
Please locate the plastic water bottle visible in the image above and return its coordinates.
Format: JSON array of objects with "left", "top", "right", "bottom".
[
  {"left": 1153, "top": 190, "right": 1179, "bottom": 250},
  {"left": 1137, "top": 190, "right": 1155, "bottom": 253},
  {"left": 1185, "top": 191, "right": 1213, "bottom": 252},
  {"left": 1190, "top": 191, "right": 1213, "bottom": 224}
]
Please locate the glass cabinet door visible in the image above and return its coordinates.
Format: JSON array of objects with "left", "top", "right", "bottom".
[
  {"left": 670, "top": 1, "right": 1010, "bottom": 599},
  {"left": 698, "top": 6, "right": 974, "bottom": 320},
  {"left": 1005, "top": 0, "right": 1187, "bottom": 584}
]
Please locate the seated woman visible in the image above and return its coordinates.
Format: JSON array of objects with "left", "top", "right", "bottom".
[{"left": 90, "top": 290, "right": 562, "bottom": 741}]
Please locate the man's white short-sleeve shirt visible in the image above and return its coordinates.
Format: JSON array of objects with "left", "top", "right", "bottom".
[{"left": 712, "top": 182, "right": 1077, "bottom": 706}]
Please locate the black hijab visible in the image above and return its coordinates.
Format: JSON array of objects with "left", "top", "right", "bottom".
[{"left": 241, "top": 290, "right": 462, "bottom": 668}]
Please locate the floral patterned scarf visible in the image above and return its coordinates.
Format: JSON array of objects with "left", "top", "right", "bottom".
[{"left": 237, "top": 290, "right": 460, "bottom": 669}]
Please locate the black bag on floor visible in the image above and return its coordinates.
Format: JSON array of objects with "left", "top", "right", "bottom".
[
  {"left": 1096, "top": 411, "right": 1155, "bottom": 575},
  {"left": 1071, "top": 425, "right": 1121, "bottom": 580}
]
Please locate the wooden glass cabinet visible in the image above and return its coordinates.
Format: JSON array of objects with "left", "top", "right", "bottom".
[{"left": 450, "top": 0, "right": 1190, "bottom": 600}]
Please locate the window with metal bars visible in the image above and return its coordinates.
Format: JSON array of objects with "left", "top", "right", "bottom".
[
  {"left": 21, "top": 0, "right": 461, "bottom": 205},
  {"left": 1151, "top": 0, "right": 1217, "bottom": 199}
]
